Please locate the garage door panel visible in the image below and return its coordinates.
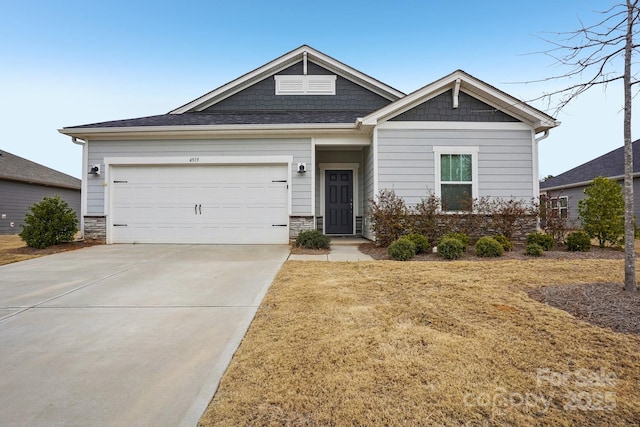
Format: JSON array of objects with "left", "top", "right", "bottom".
[{"left": 111, "top": 165, "right": 289, "bottom": 244}]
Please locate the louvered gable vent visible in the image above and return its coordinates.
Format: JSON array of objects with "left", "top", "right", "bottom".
[{"left": 274, "top": 75, "right": 336, "bottom": 95}]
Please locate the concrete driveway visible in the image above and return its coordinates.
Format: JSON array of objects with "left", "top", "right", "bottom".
[{"left": 0, "top": 244, "right": 289, "bottom": 427}]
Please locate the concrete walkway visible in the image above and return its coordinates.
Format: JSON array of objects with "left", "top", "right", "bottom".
[
  {"left": 0, "top": 244, "right": 289, "bottom": 427},
  {"left": 288, "top": 237, "right": 374, "bottom": 261}
]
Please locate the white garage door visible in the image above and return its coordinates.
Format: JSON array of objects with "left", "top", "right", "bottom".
[{"left": 110, "top": 164, "right": 289, "bottom": 244}]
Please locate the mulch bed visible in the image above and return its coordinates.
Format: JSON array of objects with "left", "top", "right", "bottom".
[
  {"left": 8, "top": 240, "right": 101, "bottom": 255},
  {"left": 528, "top": 283, "right": 640, "bottom": 335},
  {"left": 358, "top": 242, "right": 626, "bottom": 261}
]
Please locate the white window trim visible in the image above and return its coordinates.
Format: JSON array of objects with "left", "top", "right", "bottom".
[
  {"left": 319, "top": 163, "right": 359, "bottom": 235},
  {"left": 433, "top": 146, "right": 479, "bottom": 211}
]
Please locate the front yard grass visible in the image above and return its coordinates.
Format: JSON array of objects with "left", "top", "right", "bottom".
[{"left": 199, "top": 260, "right": 640, "bottom": 426}]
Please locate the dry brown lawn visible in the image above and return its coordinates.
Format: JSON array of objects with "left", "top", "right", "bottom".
[{"left": 200, "top": 260, "right": 640, "bottom": 426}]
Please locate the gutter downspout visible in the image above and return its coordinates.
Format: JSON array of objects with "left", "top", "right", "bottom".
[
  {"left": 535, "top": 130, "right": 550, "bottom": 143},
  {"left": 71, "top": 137, "right": 88, "bottom": 238}
]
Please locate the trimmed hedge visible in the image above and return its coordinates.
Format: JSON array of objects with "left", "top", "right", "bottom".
[
  {"left": 404, "top": 233, "right": 430, "bottom": 254},
  {"left": 438, "top": 237, "right": 465, "bottom": 260},
  {"left": 295, "top": 230, "right": 331, "bottom": 249},
  {"left": 475, "top": 237, "right": 504, "bottom": 257},
  {"left": 442, "top": 232, "right": 470, "bottom": 252},
  {"left": 388, "top": 237, "right": 417, "bottom": 261},
  {"left": 565, "top": 231, "right": 592, "bottom": 252},
  {"left": 493, "top": 234, "right": 513, "bottom": 252},
  {"left": 525, "top": 243, "right": 544, "bottom": 257},
  {"left": 526, "top": 232, "right": 554, "bottom": 251}
]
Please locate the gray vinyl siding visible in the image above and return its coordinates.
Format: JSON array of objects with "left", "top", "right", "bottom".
[
  {"left": 315, "top": 150, "right": 364, "bottom": 218},
  {"left": 0, "top": 180, "right": 80, "bottom": 234},
  {"left": 377, "top": 128, "right": 534, "bottom": 206},
  {"left": 86, "top": 138, "right": 312, "bottom": 215}
]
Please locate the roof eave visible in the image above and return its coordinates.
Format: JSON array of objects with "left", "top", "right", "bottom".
[{"left": 59, "top": 123, "right": 366, "bottom": 140}]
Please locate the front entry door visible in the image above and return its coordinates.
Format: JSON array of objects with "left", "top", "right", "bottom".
[{"left": 325, "top": 170, "right": 353, "bottom": 234}]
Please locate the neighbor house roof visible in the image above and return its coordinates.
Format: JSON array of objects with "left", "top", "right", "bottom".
[
  {"left": 540, "top": 139, "right": 640, "bottom": 191},
  {"left": 0, "top": 150, "right": 81, "bottom": 190}
]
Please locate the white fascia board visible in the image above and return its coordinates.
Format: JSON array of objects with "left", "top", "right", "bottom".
[
  {"left": 171, "top": 45, "right": 404, "bottom": 114},
  {"left": 58, "top": 123, "right": 362, "bottom": 140},
  {"left": 376, "top": 121, "right": 532, "bottom": 131}
]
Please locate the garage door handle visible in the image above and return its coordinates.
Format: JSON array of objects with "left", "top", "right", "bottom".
[
  {"left": 195, "top": 204, "right": 198, "bottom": 215},
  {"left": 272, "top": 224, "right": 287, "bottom": 227},
  {"left": 199, "top": 204, "right": 202, "bottom": 215}
]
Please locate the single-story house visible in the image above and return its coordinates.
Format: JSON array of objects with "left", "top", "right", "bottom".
[
  {"left": 540, "top": 139, "right": 640, "bottom": 226},
  {"left": 59, "top": 45, "right": 558, "bottom": 244},
  {"left": 0, "top": 149, "right": 81, "bottom": 234}
]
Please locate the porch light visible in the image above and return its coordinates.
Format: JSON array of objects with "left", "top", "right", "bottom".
[{"left": 297, "top": 163, "right": 307, "bottom": 173}]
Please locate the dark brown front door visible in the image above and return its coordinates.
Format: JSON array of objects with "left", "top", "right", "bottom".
[{"left": 325, "top": 170, "right": 353, "bottom": 234}]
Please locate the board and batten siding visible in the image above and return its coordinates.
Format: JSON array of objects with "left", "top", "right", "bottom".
[
  {"left": 376, "top": 127, "right": 535, "bottom": 206},
  {"left": 85, "top": 138, "right": 312, "bottom": 215}
]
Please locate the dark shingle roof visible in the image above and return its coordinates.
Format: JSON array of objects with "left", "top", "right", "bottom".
[
  {"left": 0, "top": 150, "right": 81, "bottom": 190},
  {"left": 67, "top": 110, "right": 371, "bottom": 129},
  {"left": 541, "top": 139, "right": 640, "bottom": 189}
]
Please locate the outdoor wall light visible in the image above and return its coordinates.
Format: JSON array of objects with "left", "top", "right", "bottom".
[
  {"left": 297, "top": 163, "right": 307, "bottom": 173},
  {"left": 89, "top": 164, "right": 101, "bottom": 175}
]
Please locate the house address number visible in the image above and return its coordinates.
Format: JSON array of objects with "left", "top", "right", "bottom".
[{"left": 189, "top": 157, "right": 200, "bottom": 163}]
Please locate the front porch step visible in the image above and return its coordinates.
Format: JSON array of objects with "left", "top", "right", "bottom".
[{"left": 328, "top": 236, "right": 370, "bottom": 246}]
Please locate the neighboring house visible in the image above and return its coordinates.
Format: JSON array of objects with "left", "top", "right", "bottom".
[
  {"left": 0, "top": 150, "right": 81, "bottom": 234},
  {"left": 540, "top": 139, "right": 640, "bottom": 226},
  {"left": 59, "top": 45, "right": 558, "bottom": 244}
]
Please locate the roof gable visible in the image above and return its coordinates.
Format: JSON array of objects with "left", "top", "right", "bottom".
[
  {"left": 170, "top": 45, "right": 405, "bottom": 114},
  {"left": 540, "top": 139, "right": 640, "bottom": 190},
  {"left": 361, "top": 70, "right": 558, "bottom": 133},
  {"left": 198, "top": 61, "right": 392, "bottom": 114},
  {"left": 389, "top": 89, "right": 520, "bottom": 123},
  {"left": 0, "top": 150, "right": 81, "bottom": 190}
]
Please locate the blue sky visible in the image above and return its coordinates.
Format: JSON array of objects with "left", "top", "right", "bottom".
[{"left": 0, "top": 0, "right": 633, "bottom": 179}]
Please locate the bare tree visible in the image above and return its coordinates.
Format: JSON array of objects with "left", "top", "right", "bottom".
[{"left": 530, "top": 1, "right": 639, "bottom": 292}]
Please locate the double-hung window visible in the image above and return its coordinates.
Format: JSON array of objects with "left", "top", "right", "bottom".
[
  {"left": 434, "top": 146, "right": 478, "bottom": 211},
  {"left": 550, "top": 196, "right": 568, "bottom": 219}
]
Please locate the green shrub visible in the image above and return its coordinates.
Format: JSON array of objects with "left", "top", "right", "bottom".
[
  {"left": 438, "top": 237, "right": 465, "bottom": 260},
  {"left": 388, "top": 237, "right": 417, "bottom": 261},
  {"left": 493, "top": 234, "right": 513, "bottom": 252},
  {"left": 295, "top": 230, "right": 331, "bottom": 249},
  {"left": 403, "top": 233, "right": 430, "bottom": 254},
  {"left": 442, "top": 232, "right": 470, "bottom": 252},
  {"left": 525, "top": 243, "right": 544, "bottom": 257},
  {"left": 19, "top": 195, "right": 78, "bottom": 249},
  {"left": 475, "top": 237, "right": 504, "bottom": 257},
  {"left": 578, "top": 176, "right": 624, "bottom": 248},
  {"left": 526, "top": 232, "right": 554, "bottom": 251},
  {"left": 565, "top": 231, "right": 592, "bottom": 252}
]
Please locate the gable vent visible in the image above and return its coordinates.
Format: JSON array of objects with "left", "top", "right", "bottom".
[{"left": 275, "top": 75, "right": 336, "bottom": 95}]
